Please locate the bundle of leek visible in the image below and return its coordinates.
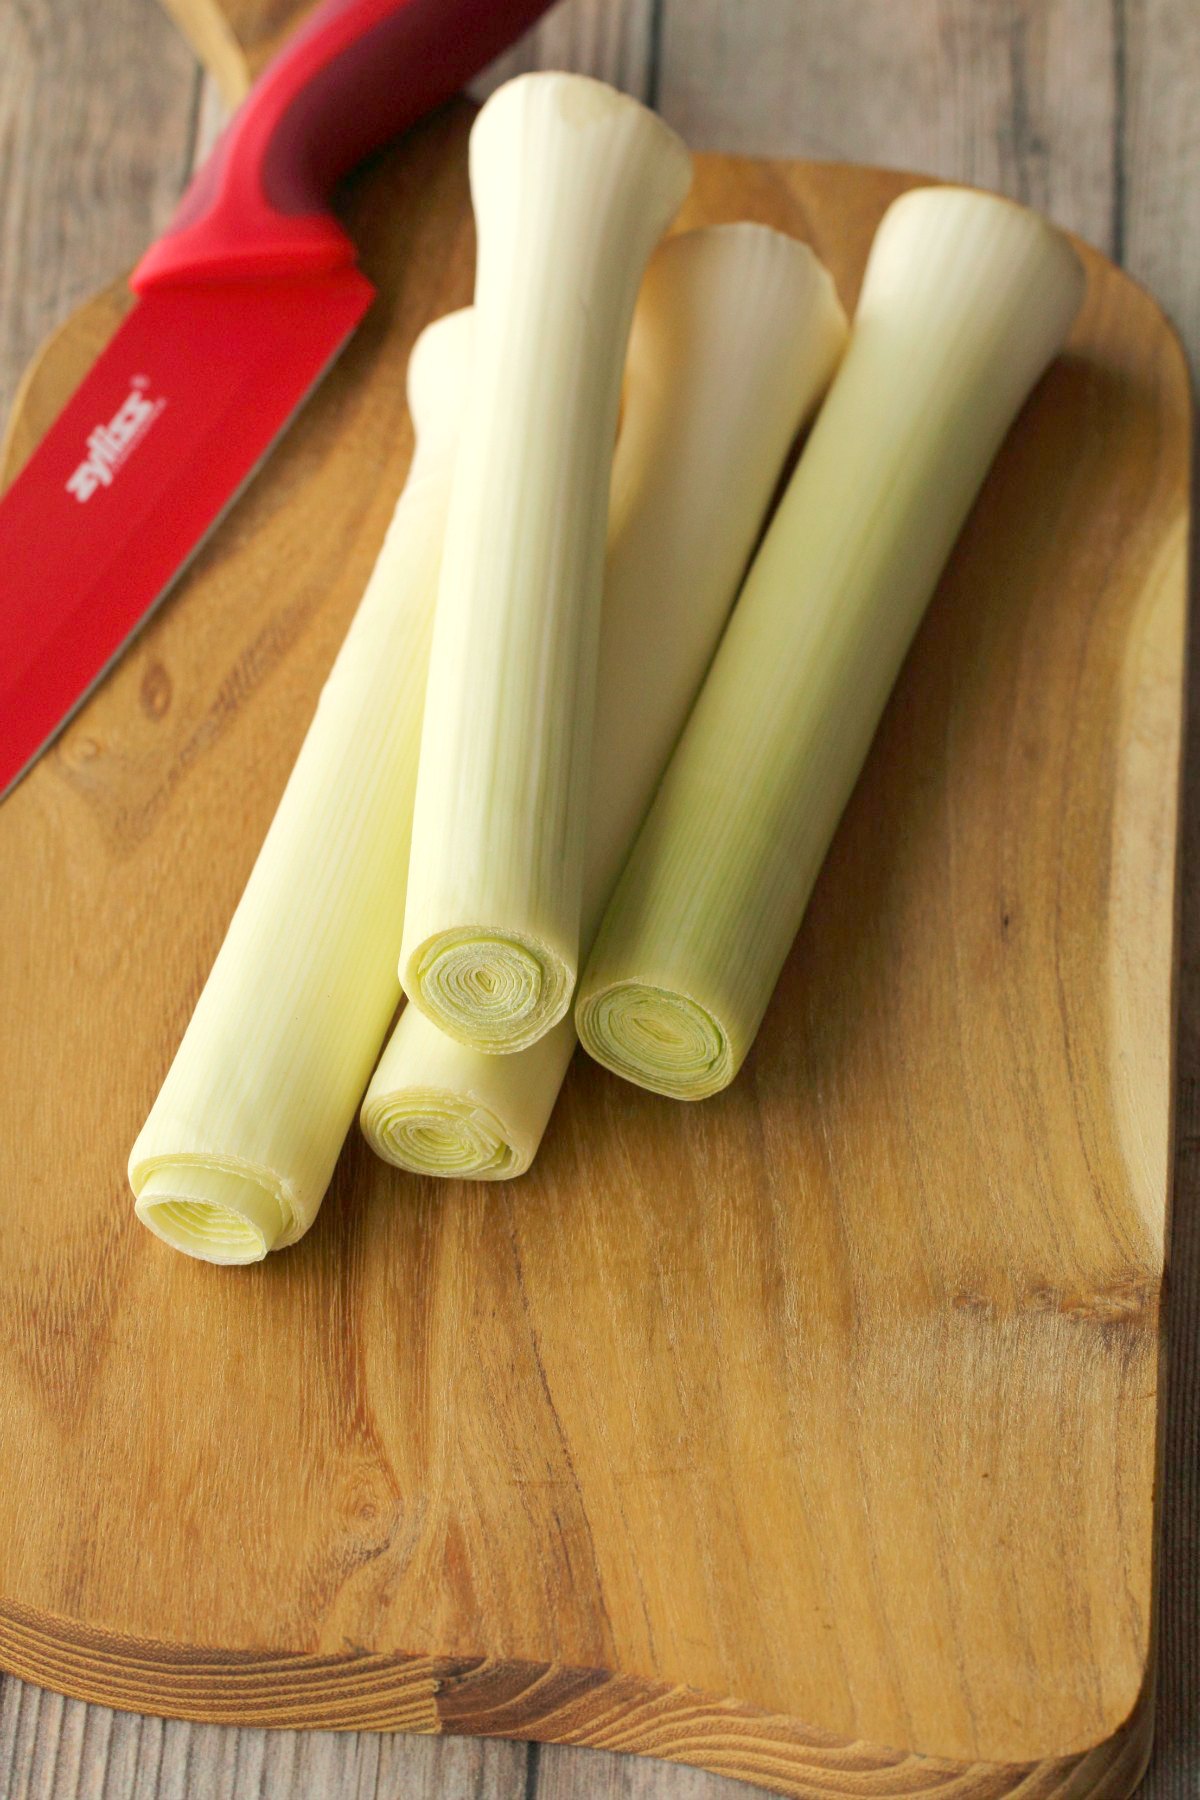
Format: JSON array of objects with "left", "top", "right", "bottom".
[
  {"left": 133, "top": 74, "right": 1089, "bottom": 1266},
  {"left": 575, "top": 186, "right": 1085, "bottom": 1099},
  {"left": 361, "top": 222, "right": 847, "bottom": 1177},
  {"left": 128, "top": 310, "right": 473, "bottom": 1263}
]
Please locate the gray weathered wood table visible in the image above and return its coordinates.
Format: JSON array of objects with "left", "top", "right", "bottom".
[{"left": 1, "top": 1, "right": 1196, "bottom": 1795}]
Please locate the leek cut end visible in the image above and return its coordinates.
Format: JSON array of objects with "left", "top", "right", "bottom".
[
  {"left": 134, "top": 1164, "right": 286, "bottom": 1265},
  {"left": 405, "top": 928, "right": 572, "bottom": 1054},
  {"left": 361, "top": 1088, "right": 527, "bottom": 1181},
  {"left": 576, "top": 980, "right": 732, "bottom": 1101}
]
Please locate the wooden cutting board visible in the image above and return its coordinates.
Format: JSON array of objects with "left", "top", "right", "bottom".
[{"left": 0, "top": 60, "right": 1190, "bottom": 1800}]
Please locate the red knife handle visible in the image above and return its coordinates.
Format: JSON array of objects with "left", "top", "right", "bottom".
[{"left": 132, "top": 0, "right": 553, "bottom": 292}]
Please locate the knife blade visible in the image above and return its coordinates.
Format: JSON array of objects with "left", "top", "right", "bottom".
[{"left": 0, "top": 0, "right": 553, "bottom": 801}]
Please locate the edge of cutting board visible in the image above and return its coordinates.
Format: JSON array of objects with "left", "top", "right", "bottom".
[
  {"left": 0, "top": 105, "right": 1190, "bottom": 1800},
  {"left": 0, "top": 1599, "right": 1157, "bottom": 1796}
]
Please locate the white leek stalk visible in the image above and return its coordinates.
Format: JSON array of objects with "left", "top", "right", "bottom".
[
  {"left": 398, "top": 73, "right": 691, "bottom": 1055},
  {"left": 128, "top": 309, "right": 473, "bottom": 1263},
  {"left": 361, "top": 224, "right": 847, "bottom": 1177},
  {"left": 576, "top": 186, "right": 1085, "bottom": 1099}
]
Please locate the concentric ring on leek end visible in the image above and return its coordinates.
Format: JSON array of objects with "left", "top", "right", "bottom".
[
  {"left": 575, "top": 980, "right": 732, "bottom": 1101},
  {"left": 405, "top": 928, "right": 573, "bottom": 1054},
  {"left": 132, "top": 1160, "right": 292, "bottom": 1265},
  {"left": 360, "top": 1087, "right": 526, "bottom": 1180}
]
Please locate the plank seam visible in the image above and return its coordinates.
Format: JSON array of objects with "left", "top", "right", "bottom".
[
  {"left": 1112, "top": 0, "right": 1128, "bottom": 265},
  {"left": 646, "top": 0, "right": 666, "bottom": 109}
]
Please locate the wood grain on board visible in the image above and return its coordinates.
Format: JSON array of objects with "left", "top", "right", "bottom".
[
  {"left": 0, "top": 81, "right": 1189, "bottom": 1799},
  {"left": 1, "top": 4, "right": 1197, "bottom": 1800}
]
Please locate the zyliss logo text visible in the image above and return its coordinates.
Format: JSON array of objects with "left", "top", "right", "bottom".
[{"left": 66, "top": 377, "right": 166, "bottom": 503}]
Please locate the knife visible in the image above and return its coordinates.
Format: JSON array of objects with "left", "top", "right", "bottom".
[{"left": 0, "top": 0, "right": 553, "bottom": 802}]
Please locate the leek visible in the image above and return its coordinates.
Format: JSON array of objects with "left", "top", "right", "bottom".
[
  {"left": 128, "top": 309, "right": 473, "bottom": 1262},
  {"left": 361, "top": 224, "right": 848, "bottom": 1177},
  {"left": 576, "top": 186, "right": 1085, "bottom": 1099},
  {"left": 398, "top": 73, "right": 691, "bottom": 1055}
]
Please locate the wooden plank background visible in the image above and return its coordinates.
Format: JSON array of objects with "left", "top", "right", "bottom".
[{"left": 0, "top": 0, "right": 1196, "bottom": 1795}]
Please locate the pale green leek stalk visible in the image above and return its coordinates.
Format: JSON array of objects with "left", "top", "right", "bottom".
[
  {"left": 361, "top": 224, "right": 848, "bottom": 1177},
  {"left": 128, "top": 310, "right": 473, "bottom": 1263},
  {"left": 398, "top": 73, "right": 691, "bottom": 1055},
  {"left": 576, "top": 186, "right": 1085, "bottom": 1099}
]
